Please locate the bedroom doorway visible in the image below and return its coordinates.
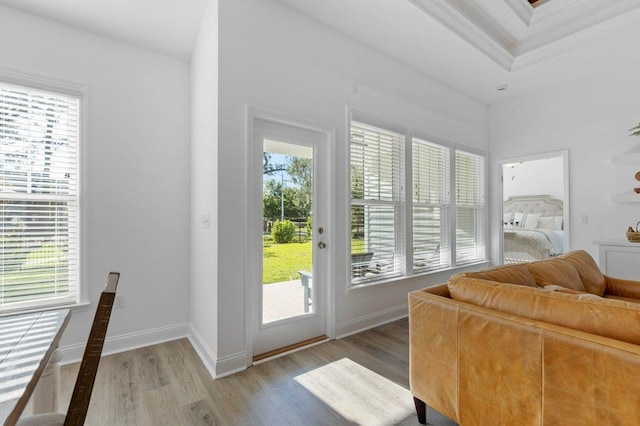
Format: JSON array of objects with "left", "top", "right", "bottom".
[{"left": 499, "top": 151, "right": 570, "bottom": 265}]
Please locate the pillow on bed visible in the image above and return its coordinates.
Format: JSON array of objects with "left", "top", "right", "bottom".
[
  {"left": 553, "top": 216, "right": 563, "bottom": 230},
  {"left": 523, "top": 213, "right": 540, "bottom": 229},
  {"left": 537, "top": 216, "right": 555, "bottom": 230},
  {"left": 503, "top": 212, "right": 514, "bottom": 225},
  {"left": 513, "top": 212, "right": 525, "bottom": 227}
]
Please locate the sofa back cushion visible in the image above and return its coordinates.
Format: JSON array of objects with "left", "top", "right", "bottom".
[
  {"left": 559, "top": 250, "right": 607, "bottom": 296},
  {"left": 448, "top": 276, "right": 640, "bottom": 346},
  {"left": 525, "top": 258, "right": 586, "bottom": 292},
  {"left": 459, "top": 264, "right": 538, "bottom": 287}
]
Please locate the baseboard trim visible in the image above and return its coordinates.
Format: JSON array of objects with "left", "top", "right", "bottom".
[
  {"left": 187, "top": 323, "right": 217, "bottom": 379},
  {"left": 187, "top": 324, "right": 248, "bottom": 379},
  {"left": 215, "top": 351, "right": 248, "bottom": 378},
  {"left": 335, "top": 304, "right": 408, "bottom": 339},
  {"left": 60, "top": 322, "right": 190, "bottom": 365}
]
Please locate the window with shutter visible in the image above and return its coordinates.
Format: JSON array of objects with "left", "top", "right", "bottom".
[
  {"left": 455, "top": 149, "right": 486, "bottom": 265},
  {"left": 412, "top": 138, "right": 450, "bottom": 271},
  {"left": 350, "top": 121, "right": 404, "bottom": 283},
  {"left": 0, "top": 80, "right": 80, "bottom": 311}
]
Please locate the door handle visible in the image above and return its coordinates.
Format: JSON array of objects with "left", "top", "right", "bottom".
[{"left": 317, "top": 242, "right": 327, "bottom": 249}]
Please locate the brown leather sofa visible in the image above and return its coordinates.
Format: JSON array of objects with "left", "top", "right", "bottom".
[{"left": 409, "top": 250, "right": 640, "bottom": 425}]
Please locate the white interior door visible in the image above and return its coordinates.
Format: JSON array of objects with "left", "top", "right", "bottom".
[{"left": 250, "top": 117, "right": 329, "bottom": 359}]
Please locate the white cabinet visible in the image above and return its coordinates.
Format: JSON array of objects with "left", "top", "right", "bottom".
[{"left": 595, "top": 239, "right": 640, "bottom": 280}]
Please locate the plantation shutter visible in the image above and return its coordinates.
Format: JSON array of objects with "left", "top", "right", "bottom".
[
  {"left": 350, "top": 120, "right": 404, "bottom": 283},
  {"left": 455, "top": 149, "right": 486, "bottom": 264},
  {"left": 412, "top": 138, "right": 450, "bottom": 271},
  {"left": 0, "top": 81, "right": 80, "bottom": 311}
]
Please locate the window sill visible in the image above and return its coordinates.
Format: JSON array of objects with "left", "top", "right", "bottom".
[
  {"left": 347, "top": 260, "right": 491, "bottom": 292},
  {"left": 0, "top": 300, "right": 92, "bottom": 318}
]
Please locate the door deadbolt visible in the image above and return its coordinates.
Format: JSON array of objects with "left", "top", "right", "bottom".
[{"left": 318, "top": 227, "right": 324, "bottom": 235}]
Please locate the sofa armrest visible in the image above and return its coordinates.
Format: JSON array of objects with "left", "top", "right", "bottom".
[{"left": 605, "top": 275, "right": 640, "bottom": 299}]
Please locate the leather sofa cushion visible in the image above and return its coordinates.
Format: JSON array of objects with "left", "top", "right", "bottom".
[
  {"left": 539, "top": 283, "right": 583, "bottom": 294},
  {"left": 448, "top": 276, "right": 640, "bottom": 346},
  {"left": 458, "top": 264, "right": 538, "bottom": 287},
  {"left": 605, "top": 295, "right": 640, "bottom": 304},
  {"left": 525, "top": 258, "right": 586, "bottom": 292},
  {"left": 559, "top": 250, "right": 607, "bottom": 296}
]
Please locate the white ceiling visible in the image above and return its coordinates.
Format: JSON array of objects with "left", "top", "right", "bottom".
[
  {"left": 0, "top": 0, "right": 208, "bottom": 62},
  {"left": 2, "top": 0, "right": 640, "bottom": 104},
  {"left": 277, "top": 0, "right": 640, "bottom": 104}
]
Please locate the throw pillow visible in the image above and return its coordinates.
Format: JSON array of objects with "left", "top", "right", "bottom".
[
  {"left": 537, "top": 216, "right": 555, "bottom": 230},
  {"left": 553, "top": 216, "right": 563, "bottom": 230},
  {"left": 513, "top": 212, "right": 525, "bottom": 228},
  {"left": 523, "top": 213, "right": 540, "bottom": 229},
  {"left": 503, "top": 212, "right": 514, "bottom": 225}
]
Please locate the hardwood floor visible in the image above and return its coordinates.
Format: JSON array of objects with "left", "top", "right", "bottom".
[{"left": 55, "top": 318, "right": 457, "bottom": 425}]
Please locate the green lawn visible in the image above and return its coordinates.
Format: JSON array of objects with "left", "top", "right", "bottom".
[
  {"left": 263, "top": 241, "right": 311, "bottom": 284},
  {"left": 351, "top": 238, "right": 365, "bottom": 253},
  {"left": 262, "top": 237, "right": 367, "bottom": 284}
]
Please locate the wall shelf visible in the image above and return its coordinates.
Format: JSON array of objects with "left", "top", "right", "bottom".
[
  {"left": 611, "top": 150, "right": 640, "bottom": 202},
  {"left": 612, "top": 152, "right": 640, "bottom": 166},
  {"left": 612, "top": 192, "right": 640, "bottom": 203}
]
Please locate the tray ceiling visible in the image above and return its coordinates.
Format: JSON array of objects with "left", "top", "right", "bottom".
[
  {"left": 277, "top": 0, "right": 640, "bottom": 103},
  {"left": 409, "top": 0, "right": 640, "bottom": 70}
]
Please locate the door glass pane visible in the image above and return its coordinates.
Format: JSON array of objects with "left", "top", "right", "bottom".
[{"left": 262, "top": 140, "right": 313, "bottom": 323}]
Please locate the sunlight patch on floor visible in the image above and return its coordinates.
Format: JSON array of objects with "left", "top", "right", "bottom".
[{"left": 294, "top": 358, "right": 413, "bottom": 426}]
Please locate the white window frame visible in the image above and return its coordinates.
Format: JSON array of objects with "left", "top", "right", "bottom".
[
  {"left": 453, "top": 147, "right": 487, "bottom": 266},
  {"left": 348, "top": 111, "right": 487, "bottom": 287},
  {"left": 411, "top": 135, "right": 452, "bottom": 273},
  {"left": 349, "top": 114, "right": 405, "bottom": 284},
  {"left": 0, "top": 67, "right": 87, "bottom": 312}
]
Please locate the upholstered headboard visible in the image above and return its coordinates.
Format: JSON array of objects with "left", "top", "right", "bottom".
[{"left": 503, "top": 195, "right": 563, "bottom": 217}]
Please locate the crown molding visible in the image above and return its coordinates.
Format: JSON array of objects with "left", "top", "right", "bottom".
[
  {"left": 408, "top": 0, "right": 640, "bottom": 72},
  {"left": 514, "top": 5, "right": 640, "bottom": 69},
  {"left": 504, "top": 0, "right": 533, "bottom": 26},
  {"left": 530, "top": 0, "right": 585, "bottom": 25},
  {"left": 409, "top": 0, "right": 514, "bottom": 71}
]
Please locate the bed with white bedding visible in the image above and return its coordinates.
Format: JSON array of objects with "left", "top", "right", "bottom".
[{"left": 503, "top": 195, "right": 565, "bottom": 264}]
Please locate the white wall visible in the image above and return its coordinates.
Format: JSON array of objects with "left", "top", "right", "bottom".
[
  {"left": 213, "top": 0, "right": 489, "bottom": 373},
  {"left": 0, "top": 6, "right": 191, "bottom": 358},
  {"left": 491, "top": 60, "right": 640, "bottom": 262},
  {"left": 189, "top": 0, "right": 219, "bottom": 375},
  {"left": 503, "top": 157, "right": 564, "bottom": 201}
]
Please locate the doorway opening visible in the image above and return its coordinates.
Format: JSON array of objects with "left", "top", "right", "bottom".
[{"left": 499, "top": 151, "right": 569, "bottom": 265}]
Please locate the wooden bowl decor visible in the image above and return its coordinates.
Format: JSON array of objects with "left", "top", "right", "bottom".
[
  {"left": 627, "top": 221, "right": 640, "bottom": 243},
  {"left": 635, "top": 171, "right": 640, "bottom": 194}
]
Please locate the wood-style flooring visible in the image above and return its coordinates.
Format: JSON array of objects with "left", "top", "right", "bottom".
[{"left": 55, "top": 318, "right": 457, "bottom": 425}]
